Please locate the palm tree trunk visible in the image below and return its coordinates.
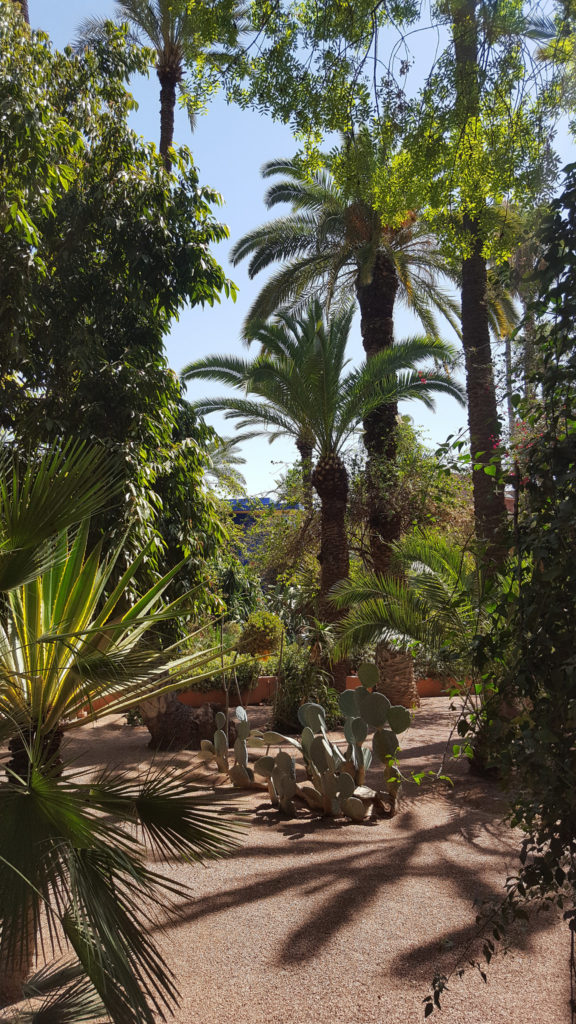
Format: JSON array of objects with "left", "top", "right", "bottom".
[
  {"left": 158, "top": 70, "right": 178, "bottom": 172},
  {"left": 356, "top": 255, "right": 418, "bottom": 699},
  {"left": 13, "top": 0, "right": 29, "bottom": 23},
  {"left": 312, "top": 454, "right": 350, "bottom": 689},
  {"left": 356, "top": 252, "right": 401, "bottom": 574},
  {"left": 375, "top": 644, "right": 419, "bottom": 708},
  {"left": 140, "top": 692, "right": 199, "bottom": 750},
  {"left": 452, "top": 0, "right": 507, "bottom": 567},
  {"left": 0, "top": 904, "right": 36, "bottom": 1007},
  {"left": 461, "top": 221, "right": 508, "bottom": 565}
]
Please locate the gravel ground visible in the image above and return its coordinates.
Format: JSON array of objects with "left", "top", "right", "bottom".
[{"left": 30, "top": 700, "right": 574, "bottom": 1022}]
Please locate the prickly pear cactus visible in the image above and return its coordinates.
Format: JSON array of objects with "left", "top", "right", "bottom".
[{"left": 204, "top": 675, "right": 411, "bottom": 822}]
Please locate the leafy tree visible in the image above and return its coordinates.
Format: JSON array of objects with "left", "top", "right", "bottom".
[
  {"left": 0, "top": 7, "right": 234, "bottom": 581},
  {"left": 231, "top": 150, "right": 461, "bottom": 571},
  {"left": 346, "top": 418, "right": 475, "bottom": 563},
  {"left": 183, "top": 302, "right": 463, "bottom": 684},
  {"left": 227, "top": 0, "right": 557, "bottom": 569},
  {"left": 401, "top": 0, "right": 557, "bottom": 565},
  {"left": 77, "top": 0, "right": 247, "bottom": 170}
]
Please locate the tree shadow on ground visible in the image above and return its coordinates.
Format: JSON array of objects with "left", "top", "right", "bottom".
[{"left": 159, "top": 787, "right": 552, "bottom": 975}]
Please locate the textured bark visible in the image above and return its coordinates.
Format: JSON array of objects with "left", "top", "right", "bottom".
[
  {"left": 375, "top": 644, "right": 419, "bottom": 708},
  {"left": 140, "top": 692, "right": 199, "bottom": 750},
  {"left": 140, "top": 695, "right": 237, "bottom": 751},
  {"left": 7, "top": 726, "right": 63, "bottom": 779},
  {"left": 312, "top": 454, "right": 350, "bottom": 690},
  {"left": 14, "top": 0, "right": 29, "bottom": 23},
  {"left": 158, "top": 70, "right": 179, "bottom": 172},
  {"left": 0, "top": 904, "right": 35, "bottom": 1008},
  {"left": 356, "top": 252, "right": 401, "bottom": 575},
  {"left": 452, "top": 0, "right": 507, "bottom": 567},
  {"left": 461, "top": 224, "right": 508, "bottom": 565}
]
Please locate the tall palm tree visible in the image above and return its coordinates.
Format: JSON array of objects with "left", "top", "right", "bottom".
[
  {"left": 77, "top": 0, "right": 245, "bottom": 171},
  {"left": 230, "top": 154, "right": 461, "bottom": 574},
  {"left": 182, "top": 302, "right": 464, "bottom": 687}
]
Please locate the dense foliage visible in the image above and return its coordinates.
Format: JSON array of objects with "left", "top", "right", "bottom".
[
  {"left": 425, "top": 163, "right": 576, "bottom": 1015},
  {"left": 0, "top": 4, "right": 233, "bottom": 579}
]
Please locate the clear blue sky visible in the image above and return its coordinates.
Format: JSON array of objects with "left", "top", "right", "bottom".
[{"left": 34, "top": 1, "right": 568, "bottom": 494}]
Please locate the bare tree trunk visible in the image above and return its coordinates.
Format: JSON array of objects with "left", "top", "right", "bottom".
[
  {"left": 158, "top": 70, "right": 178, "bottom": 172},
  {"left": 356, "top": 251, "right": 400, "bottom": 573},
  {"left": 453, "top": 0, "right": 508, "bottom": 568},
  {"left": 312, "top": 454, "right": 350, "bottom": 690},
  {"left": 0, "top": 904, "right": 36, "bottom": 1007},
  {"left": 375, "top": 644, "right": 419, "bottom": 708},
  {"left": 14, "top": 0, "right": 29, "bottom": 23},
  {"left": 461, "top": 223, "right": 508, "bottom": 566},
  {"left": 296, "top": 437, "right": 314, "bottom": 510},
  {"left": 140, "top": 692, "right": 199, "bottom": 750}
]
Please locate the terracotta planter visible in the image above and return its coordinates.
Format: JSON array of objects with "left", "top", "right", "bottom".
[
  {"left": 177, "top": 675, "right": 277, "bottom": 708},
  {"left": 416, "top": 677, "right": 448, "bottom": 697},
  {"left": 345, "top": 675, "right": 361, "bottom": 690},
  {"left": 77, "top": 677, "right": 278, "bottom": 717}
]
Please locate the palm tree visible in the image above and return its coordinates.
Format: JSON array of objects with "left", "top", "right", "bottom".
[
  {"left": 331, "top": 530, "right": 490, "bottom": 698},
  {"left": 203, "top": 432, "right": 258, "bottom": 494},
  {"left": 0, "top": 440, "right": 122, "bottom": 592},
  {"left": 77, "top": 0, "right": 245, "bottom": 171},
  {"left": 0, "top": 524, "right": 239, "bottom": 1012},
  {"left": 182, "top": 302, "right": 464, "bottom": 687},
  {"left": 230, "top": 154, "right": 461, "bottom": 573}
]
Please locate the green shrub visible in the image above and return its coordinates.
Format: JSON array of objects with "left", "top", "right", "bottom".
[
  {"left": 236, "top": 610, "right": 283, "bottom": 656},
  {"left": 272, "top": 642, "right": 343, "bottom": 732},
  {"left": 182, "top": 653, "right": 264, "bottom": 695}
]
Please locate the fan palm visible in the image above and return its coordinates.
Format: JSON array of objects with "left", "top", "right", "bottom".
[
  {"left": 0, "top": 523, "right": 240, "bottom": 1015},
  {"left": 182, "top": 302, "right": 465, "bottom": 636},
  {"left": 77, "top": 0, "right": 246, "bottom": 171},
  {"left": 0, "top": 440, "right": 122, "bottom": 593},
  {"left": 230, "top": 155, "right": 461, "bottom": 572}
]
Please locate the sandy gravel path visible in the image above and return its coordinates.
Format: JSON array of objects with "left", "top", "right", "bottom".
[{"left": 58, "top": 699, "right": 570, "bottom": 1023}]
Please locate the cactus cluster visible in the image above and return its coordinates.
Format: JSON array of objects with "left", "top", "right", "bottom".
[{"left": 201, "top": 662, "right": 411, "bottom": 823}]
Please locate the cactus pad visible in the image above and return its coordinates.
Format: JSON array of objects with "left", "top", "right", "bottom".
[
  {"left": 387, "top": 705, "right": 411, "bottom": 734},
  {"left": 215, "top": 711, "right": 226, "bottom": 731},
  {"left": 297, "top": 702, "right": 326, "bottom": 732},
  {"left": 214, "top": 729, "right": 228, "bottom": 756},
  {"left": 372, "top": 729, "right": 399, "bottom": 761},
  {"left": 338, "top": 689, "right": 359, "bottom": 717},
  {"left": 357, "top": 690, "right": 391, "bottom": 727},
  {"left": 342, "top": 796, "right": 367, "bottom": 822},
  {"left": 234, "top": 737, "right": 248, "bottom": 767},
  {"left": 236, "top": 719, "right": 251, "bottom": 740},
  {"left": 253, "top": 755, "right": 275, "bottom": 778},
  {"left": 309, "top": 735, "right": 335, "bottom": 773},
  {"left": 351, "top": 717, "right": 369, "bottom": 743},
  {"left": 357, "top": 661, "right": 379, "bottom": 687}
]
